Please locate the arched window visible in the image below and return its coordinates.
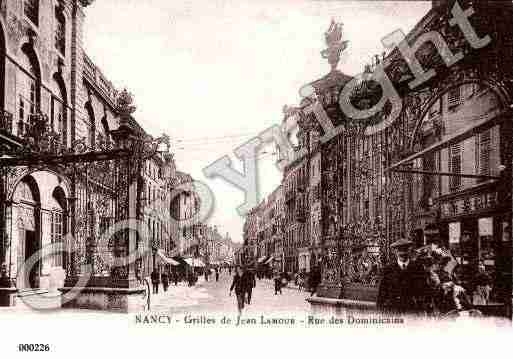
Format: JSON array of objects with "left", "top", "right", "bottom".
[
  {"left": 17, "top": 44, "right": 40, "bottom": 137},
  {"left": 85, "top": 101, "right": 96, "bottom": 147},
  {"left": 50, "top": 75, "right": 67, "bottom": 145}
]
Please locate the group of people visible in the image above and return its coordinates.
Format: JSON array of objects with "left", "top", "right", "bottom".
[
  {"left": 377, "top": 238, "right": 494, "bottom": 317},
  {"left": 150, "top": 269, "right": 182, "bottom": 294},
  {"left": 270, "top": 267, "right": 322, "bottom": 296},
  {"left": 229, "top": 266, "right": 256, "bottom": 316},
  {"left": 150, "top": 266, "right": 228, "bottom": 294}
]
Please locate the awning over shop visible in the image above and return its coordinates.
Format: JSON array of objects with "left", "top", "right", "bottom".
[
  {"left": 257, "top": 256, "right": 267, "bottom": 264},
  {"left": 184, "top": 258, "right": 206, "bottom": 267},
  {"left": 264, "top": 256, "right": 274, "bottom": 265},
  {"left": 157, "top": 250, "right": 179, "bottom": 266},
  {"left": 172, "top": 256, "right": 187, "bottom": 266}
]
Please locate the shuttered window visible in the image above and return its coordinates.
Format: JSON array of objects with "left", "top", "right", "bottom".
[
  {"left": 448, "top": 86, "right": 461, "bottom": 110},
  {"left": 449, "top": 144, "right": 461, "bottom": 191},
  {"left": 477, "top": 130, "right": 491, "bottom": 182}
]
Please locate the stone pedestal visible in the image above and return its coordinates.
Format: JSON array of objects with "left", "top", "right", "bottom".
[
  {"left": 316, "top": 284, "right": 343, "bottom": 298},
  {"left": 307, "top": 296, "right": 377, "bottom": 316},
  {"left": 59, "top": 276, "right": 148, "bottom": 313},
  {"left": 309, "top": 283, "right": 379, "bottom": 315},
  {"left": 0, "top": 287, "right": 17, "bottom": 307}
]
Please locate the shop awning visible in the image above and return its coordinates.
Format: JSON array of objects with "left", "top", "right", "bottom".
[
  {"left": 172, "top": 256, "right": 187, "bottom": 266},
  {"left": 264, "top": 256, "right": 274, "bottom": 265},
  {"left": 157, "top": 250, "right": 179, "bottom": 266},
  {"left": 257, "top": 256, "right": 267, "bottom": 264},
  {"left": 184, "top": 258, "right": 206, "bottom": 267}
]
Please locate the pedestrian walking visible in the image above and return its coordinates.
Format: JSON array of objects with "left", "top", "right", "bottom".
[
  {"left": 215, "top": 268, "right": 220, "bottom": 282},
  {"left": 172, "top": 270, "right": 179, "bottom": 286},
  {"left": 161, "top": 270, "right": 170, "bottom": 292},
  {"left": 376, "top": 238, "right": 427, "bottom": 314},
  {"left": 243, "top": 268, "right": 256, "bottom": 304},
  {"left": 273, "top": 270, "right": 282, "bottom": 295},
  {"left": 230, "top": 266, "right": 246, "bottom": 318},
  {"left": 151, "top": 269, "right": 160, "bottom": 295}
]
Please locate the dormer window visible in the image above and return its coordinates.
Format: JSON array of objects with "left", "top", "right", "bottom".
[{"left": 24, "top": 0, "right": 39, "bottom": 27}]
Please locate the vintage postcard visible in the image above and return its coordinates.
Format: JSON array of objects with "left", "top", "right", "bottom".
[{"left": 0, "top": 0, "right": 512, "bottom": 357}]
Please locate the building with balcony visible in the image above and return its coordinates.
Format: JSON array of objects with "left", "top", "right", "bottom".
[{"left": 0, "top": 1, "right": 189, "bottom": 310}]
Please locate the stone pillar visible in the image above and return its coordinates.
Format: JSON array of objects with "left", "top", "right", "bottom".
[{"left": 0, "top": 171, "right": 16, "bottom": 306}]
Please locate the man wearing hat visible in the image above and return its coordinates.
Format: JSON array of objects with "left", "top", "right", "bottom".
[{"left": 377, "top": 238, "right": 427, "bottom": 314}]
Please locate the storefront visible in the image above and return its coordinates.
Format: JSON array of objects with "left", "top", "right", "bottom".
[{"left": 436, "top": 186, "right": 511, "bottom": 311}]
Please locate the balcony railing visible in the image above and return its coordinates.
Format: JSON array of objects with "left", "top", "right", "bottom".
[
  {"left": 0, "top": 110, "right": 14, "bottom": 135},
  {"left": 83, "top": 54, "right": 117, "bottom": 103}
]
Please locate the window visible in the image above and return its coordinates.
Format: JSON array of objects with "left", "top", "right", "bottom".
[
  {"left": 55, "top": 10, "right": 66, "bottom": 55},
  {"left": 18, "top": 79, "right": 37, "bottom": 135},
  {"left": 24, "top": 0, "right": 39, "bottom": 27},
  {"left": 447, "top": 86, "right": 461, "bottom": 111},
  {"left": 449, "top": 144, "right": 462, "bottom": 191},
  {"left": 51, "top": 211, "right": 63, "bottom": 267},
  {"left": 476, "top": 130, "right": 491, "bottom": 182},
  {"left": 51, "top": 97, "right": 64, "bottom": 136}
]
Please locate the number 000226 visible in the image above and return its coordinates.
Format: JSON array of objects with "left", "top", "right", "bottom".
[{"left": 18, "top": 344, "right": 50, "bottom": 352}]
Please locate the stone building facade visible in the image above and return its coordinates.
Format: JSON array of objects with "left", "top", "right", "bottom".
[{"left": 0, "top": 0, "right": 191, "bottom": 310}]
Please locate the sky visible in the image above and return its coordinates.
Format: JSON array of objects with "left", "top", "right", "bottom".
[{"left": 83, "top": 0, "right": 431, "bottom": 243}]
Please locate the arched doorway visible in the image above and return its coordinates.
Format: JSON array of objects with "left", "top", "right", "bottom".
[
  {"left": 13, "top": 175, "right": 41, "bottom": 289},
  {"left": 9, "top": 170, "right": 70, "bottom": 291}
]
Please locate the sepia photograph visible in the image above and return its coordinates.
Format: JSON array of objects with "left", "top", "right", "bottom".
[{"left": 0, "top": 0, "right": 512, "bottom": 357}]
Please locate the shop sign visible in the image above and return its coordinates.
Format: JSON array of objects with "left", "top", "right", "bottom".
[
  {"left": 449, "top": 222, "right": 461, "bottom": 243},
  {"left": 478, "top": 217, "right": 493, "bottom": 236},
  {"left": 440, "top": 191, "right": 498, "bottom": 219}
]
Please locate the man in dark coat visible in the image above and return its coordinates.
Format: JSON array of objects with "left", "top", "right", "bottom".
[
  {"left": 242, "top": 267, "right": 256, "bottom": 305},
  {"left": 377, "top": 239, "right": 427, "bottom": 314},
  {"left": 308, "top": 265, "right": 322, "bottom": 297},
  {"left": 151, "top": 270, "right": 160, "bottom": 295},
  {"left": 230, "top": 266, "right": 246, "bottom": 317},
  {"left": 161, "top": 270, "right": 170, "bottom": 292}
]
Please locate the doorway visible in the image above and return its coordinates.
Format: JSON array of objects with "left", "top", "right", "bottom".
[{"left": 24, "top": 230, "right": 39, "bottom": 289}]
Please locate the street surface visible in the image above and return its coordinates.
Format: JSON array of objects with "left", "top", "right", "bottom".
[{"left": 151, "top": 271, "right": 311, "bottom": 315}]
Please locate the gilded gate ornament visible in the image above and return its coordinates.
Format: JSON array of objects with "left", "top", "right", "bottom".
[{"left": 321, "top": 20, "right": 348, "bottom": 72}]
